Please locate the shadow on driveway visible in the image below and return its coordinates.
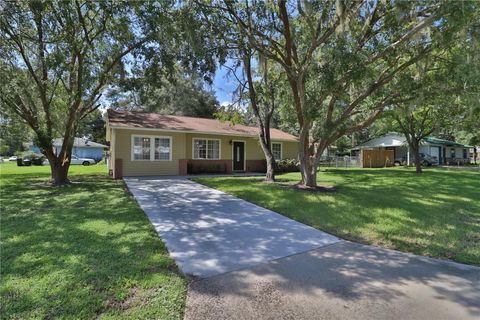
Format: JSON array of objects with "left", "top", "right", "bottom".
[
  {"left": 124, "top": 177, "right": 339, "bottom": 278},
  {"left": 186, "top": 241, "right": 480, "bottom": 320}
]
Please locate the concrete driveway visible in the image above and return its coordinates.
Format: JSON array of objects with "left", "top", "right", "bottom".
[
  {"left": 125, "top": 176, "right": 480, "bottom": 319},
  {"left": 124, "top": 177, "right": 339, "bottom": 277}
]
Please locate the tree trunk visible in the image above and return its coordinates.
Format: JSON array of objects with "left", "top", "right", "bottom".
[
  {"left": 298, "top": 135, "right": 327, "bottom": 188},
  {"left": 300, "top": 155, "right": 317, "bottom": 187},
  {"left": 414, "top": 156, "right": 422, "bottom": 173},
  {"left": 256, "top": 133, "right": 276, "bottom": 182},
  {"left": 411, "top": 141, "right": 423, "bottom": 173},
  {"left": 257, "top": 129, "right": 276, "bottom": 183},
  {"left": 242, "top": 50, "right": 276, "bottom": 184},
  {"left": 51, "top": 161, "right": 71, "bottom": 185},
  {"left": 265, "top": 153, "right": 275, "bottom": 183},
  {"left": 44, "top": 149, "right": 71, "bottom": 185}
]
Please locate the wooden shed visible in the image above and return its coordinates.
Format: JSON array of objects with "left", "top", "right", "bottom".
[{"left": 361, "top": 148, "right": 395, "bottom": 168}]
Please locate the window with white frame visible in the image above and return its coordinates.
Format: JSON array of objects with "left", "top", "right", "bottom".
[
  {"left": 272, "top": 142, "right": 282, "bottom": 160},
  {"left": 193, "top": 138, "right": 220, "bottom": 159},
  {"left": 132, "top": 136, "right": 171, "bottom": 161},
  {"left": 133, "top": 136, "right": 151, "bottom": 160},
  {"left": 154, "top": 137, "right": 171, "bottom": 160}
]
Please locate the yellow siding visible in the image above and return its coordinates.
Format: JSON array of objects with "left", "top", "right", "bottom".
[
  {"left": 185, "top": 134, "right": 298, "bottom": 160},
  {"left": 245, "top": 138, "right": 298, "bottom": 159},
  {"left": 281, "top": 141, "right": 298, "bottom": 159},
  {"left": 114, "top": 128, "right": 186, "bottom": 176},
  {"left": 245, "top": 137, "right": 265, "bottom": 159},
  {"left": 113, "top": 128, "right": 299, "bottom": 176}
]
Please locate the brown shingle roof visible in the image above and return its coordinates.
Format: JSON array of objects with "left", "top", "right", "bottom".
[{"left": 107, "top": 109, "right": 298, "bottom": 142}]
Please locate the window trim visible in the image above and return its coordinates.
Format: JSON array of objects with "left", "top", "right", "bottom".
[
  {"left": 192, "top": 137, "right": 221, "bottom": 160},
  {"left": 131, "top": 134, "right": 172, "bottom": 161},
  {"left": 271, "top": 142, "right": 283, "bottom": 160}
]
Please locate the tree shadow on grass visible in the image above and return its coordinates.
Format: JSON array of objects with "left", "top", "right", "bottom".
[
  {"left": 0, "top": 174, "right": 186, "bottom": 319},
  {"left": 196, "top": 168, "right": 480, "bottom": 265}
]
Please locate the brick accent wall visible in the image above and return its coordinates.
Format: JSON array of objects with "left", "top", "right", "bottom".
[
  {"left": 114, "top": 158, "right": 123, "bottom": 179},
  {"left": 187, "top": 160, "right": 232, "bottom": 174},
  {"left": 246, "top": 160, "right": 266, "bottom": 172},
  {"left": 179, "top": 159, "right": 188, "bottom": 175}
]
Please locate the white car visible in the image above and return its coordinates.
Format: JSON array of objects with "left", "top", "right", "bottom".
[
  {"left": 8, "top": 156, "right": 18, "bottom": 161},
  {"left": 70, "top": 155, "right": 95, "bottom": 166}
]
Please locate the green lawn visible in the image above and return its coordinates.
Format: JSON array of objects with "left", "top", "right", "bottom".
[
  {"left": 0, "top": 162, "right": 186, "bottom": 319},
  {"left": 196, "top": 168, "right": 480, "bottom": 265}
]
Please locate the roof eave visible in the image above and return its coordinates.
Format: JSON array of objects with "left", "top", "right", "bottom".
[{"left": 108, "top": 124, "right": 298, "bottom": 142}]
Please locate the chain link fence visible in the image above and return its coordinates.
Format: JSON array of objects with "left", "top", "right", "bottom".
[{"left": 319, "top": 155, "right": 361, "bottom": 168}]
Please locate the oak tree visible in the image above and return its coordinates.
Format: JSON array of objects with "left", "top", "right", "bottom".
[
  {"left": 214, "top": 0, "right": 465, "bottom": 187},
  {"left": 0, "top": 1, "right": 212, "bottom": 184}
]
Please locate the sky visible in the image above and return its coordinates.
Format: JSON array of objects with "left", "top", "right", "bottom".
[
  {"left": 211, "top": 65, "right": 240, "bottom": 106},
  {"left": 211, "top": 59, "right": 260, "bottom": 108}
]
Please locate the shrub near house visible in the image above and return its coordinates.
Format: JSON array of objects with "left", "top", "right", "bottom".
[{"left": 276, "top": 159, "right": 300, "bottom": 173}]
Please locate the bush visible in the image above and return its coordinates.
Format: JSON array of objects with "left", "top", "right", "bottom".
[
  {"left": 187, "top": 162, "right": 194, "bottom": 174},
  {"left": 275, "top": 159, "right": 300, "bottom": 172}
]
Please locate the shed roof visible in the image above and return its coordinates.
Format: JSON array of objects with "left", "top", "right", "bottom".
[
  {"left": 106, "top": 109, "right": 298, "bottom": 141},
  {"left": 423, "top": 137, "right": 471, "bottom": 148},
  {"left": 357, "top": 133, "right": 406, "bottom": 148},
  {"left": 357, "top": 133, "right": 471, "bottom": 149}
]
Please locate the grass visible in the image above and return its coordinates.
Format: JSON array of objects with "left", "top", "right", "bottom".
[
  {"left": 195, "top": 167, "right": 480, "bottom": 265},
  {"left": 0, "top": 162, "right": 186, "bottom": 319}
]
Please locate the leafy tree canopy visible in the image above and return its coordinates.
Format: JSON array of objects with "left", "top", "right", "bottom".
[
  {"left": 0, "top": 0, "right": 220, "bottom": 183},
  {"left": 107, "top": 65, "right": 220, "bottom": 118}
]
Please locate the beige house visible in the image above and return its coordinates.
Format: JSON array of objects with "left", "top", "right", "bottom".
[{"left": 106, "top": 110, "right": 299, "bottom": 178}]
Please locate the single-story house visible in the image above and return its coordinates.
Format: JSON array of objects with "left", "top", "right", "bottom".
[
  {"left": 354, "top": 133, "right": 471, "bottom": 167},
  {"left": 106, "top": 109, "right": 299, "bottom": 178},
  {"left": 29, "top": 137, "right": 108, "bottom": 161}
]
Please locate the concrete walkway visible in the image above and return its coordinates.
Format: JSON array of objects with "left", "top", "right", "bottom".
[{"left": 124, "top": 177, "right": 339, "bottom": 277}]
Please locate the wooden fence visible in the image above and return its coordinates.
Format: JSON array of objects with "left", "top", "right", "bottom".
[{"left": 361, "top": 149, "right": 394, "bottom": 168}]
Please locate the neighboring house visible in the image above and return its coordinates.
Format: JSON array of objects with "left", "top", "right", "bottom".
[
  {"left": 29, "top": 137, "right": 107, "bottom": 162},
  {"left": 355, "top": 133, "right": 471, "bottom": 166},
  {"left": 106, "top": 109, "right": 299, "bottom": 178}
]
